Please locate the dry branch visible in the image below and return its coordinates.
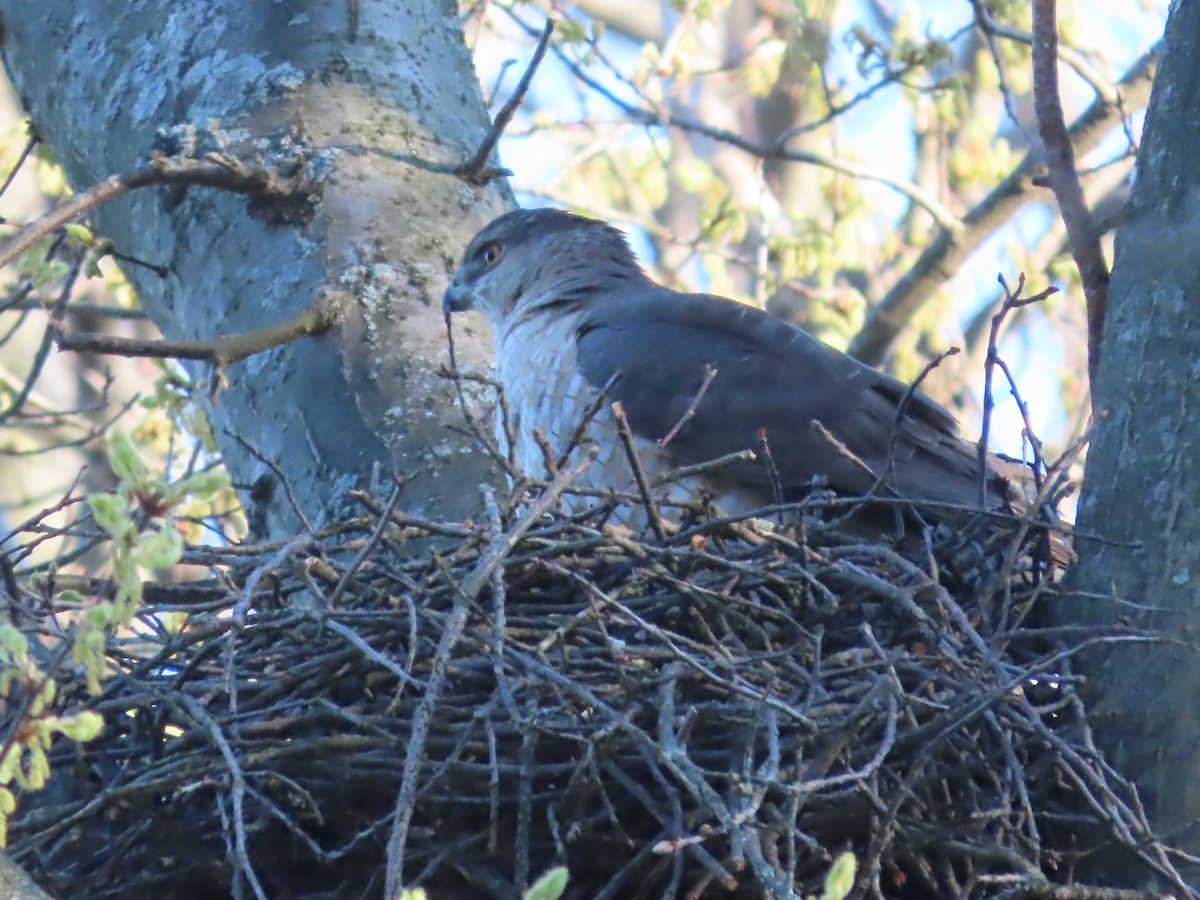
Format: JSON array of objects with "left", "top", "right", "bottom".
[
  {"left": 0, "top": 152, "right": 316, "bottom": 272},
  {"left": 1031, "top": 0, "right": 1110, "bottom": 393},
  {"left": 455, "top": 19, "right": 556, "bottom": 186},
  {"left": 56, "top": 292, "right": 344, "bottom": 368}
]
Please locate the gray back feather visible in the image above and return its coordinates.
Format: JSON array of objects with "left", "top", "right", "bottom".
[{"left": 574, "top": 289, "right": 1012, "bottom": 509}]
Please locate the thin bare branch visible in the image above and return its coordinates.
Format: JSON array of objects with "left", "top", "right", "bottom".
[
  {"left": 56, "top": 291, "right": 345, "bottom": 368},
  {"left": 975, "top": 3, "right": 1119, "bottom": 104},
  {"left": 659, "top": 364, "right": 717, "bottom": 450},
  {"left": 0, "top": 152, "right": 315, "bottom": 272},
  {"left": 978, "top": 273, "right": 1057, "bottom": 505},
  {"left": 455, "top": 19, "right": 555, "bottom": 186},
  {"left": 611, "top": 400, "right": 667, "bottom": 540},
  {"left": 1031, "top": 0, "right": 1110, "bottom": 393}
]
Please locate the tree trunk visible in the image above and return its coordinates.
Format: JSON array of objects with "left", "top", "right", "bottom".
[
  {"left": 1070, "top": 0, "right": 1200, "bottom": 886},
  {"left": 0, "top": 850, "right": 50, "bottom": 900},
  {"left": 0, "top": 0, "right": 511, "bottom": 535}
]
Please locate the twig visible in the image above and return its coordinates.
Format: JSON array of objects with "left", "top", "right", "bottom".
[
  {"left": 652, "top": 449, "right": 756, "bottom": 488},
  {"left": 827, "top": 346, "right": 960, "bottom": 533},
  {"left": 973, "top": 2, "right": 1118, "bottom": 104},
  {"left": 0, "top": 152, "right": 314, "bottom": 272},
  {"left": 455, "top": 19, "right": 556, "bottom": 185},
  {"left": 659, "top": 364, "right": 717, "bottom": 450},
  {"left": 8, "top": 298, "right": 148, "bottom": 320},
  {"left": 56, "top": 291, "right": 344, "bottom": 368},
  {"left": 232, "top": 535, "right": 317, "bottom": 624},
  {"left": 384, "top": 563, "right": 472, "bottom": 897},
  {"left": 531, "top": 426, "right": 558, "bottom": 476},
  {"left": 995, "top": 883, "right": 1174, "bottom": 900},
  {"left": 177, "top": 694, "right": 268, "bottom": 900},
  {"left": 319, "top": 617, "right": 422, "bottom": 687},
  {"left": 384, "top": 452, "right": 594, "bottom": 895},
  {"left": 482, "top": 486, "right": 519, "bottom": 720},
  {"left": 441, "top": 316, "right": 512, "bottom": 473},
  {"left": 503, "top": 13, "right": 959, "bottom": 229},
  {"left": 328, "top": 485, "right": 404, "bottom": 605},
  {"left": 1031, "top": 0, "right": 1110, "bottom": 393},
  {"left": 969, "top": 0, "right": 1030, "bottom": 132},
  {"left": 1, "top": 249, "right": 84, "bottom": 423},
  {"left": 756, "top": 429, "right": 784, "bottom": 506},
  {"left": 994, "top": 356, "right": 1044, "bottom": 483},
  {"left": 611, "top": 401, "right": 667, "bottom": 540},
  {"left": 978, "top": 274, "right": 1057, "bottom": 506},
  {"left": 460, "top": 446, "right": 599, "bottom": 600},
  {"left": 773, "top": 24, "right": 973, "bottom": 144},
  {"left": 554, "top": 371, "right": 619, "bottom": 471},
  {"left": 515, "top": 694, "right": 536, "bottom": 892},
  {"left": 0, "top": 134, "right": 37, "bottom": 202},
  {"left": 809, "top": 419, "right": 881, "bottom": 488},
  {"left": 226, "top": 430, "right": 316, "bottom": 534},
  {"left": 350, "top": 490, "right": 473, "bottom": 538},
  {"left": 887, "top": 347, "right": 959, "bottom": 488}
]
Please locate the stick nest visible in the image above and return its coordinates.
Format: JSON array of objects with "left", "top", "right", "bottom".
[{"left": 7, "top": 486, "right": 1184, "bottom": 899}]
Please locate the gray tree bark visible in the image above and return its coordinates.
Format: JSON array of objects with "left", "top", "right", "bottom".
[
  {"left": 1070, "top": 0, "right": 1200, "bottom": 886},
  {"left": 0, "top": 851, "right": 49, "bottom": 900},
  {"left": 0, "top": 0, "right": 511, "bottom": 535}
]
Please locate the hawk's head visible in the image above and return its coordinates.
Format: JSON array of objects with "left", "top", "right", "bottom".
[{"left": 442, "top": 208, "right": 648, "bottom": 325}]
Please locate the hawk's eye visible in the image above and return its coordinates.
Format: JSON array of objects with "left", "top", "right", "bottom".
[{"left": 481, "top": 243, "right": 501, "bottom": 266}]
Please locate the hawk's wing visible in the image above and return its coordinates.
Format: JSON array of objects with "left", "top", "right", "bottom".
[{"left": 575, "top": 287, "right": 1012, "bottom": 510}]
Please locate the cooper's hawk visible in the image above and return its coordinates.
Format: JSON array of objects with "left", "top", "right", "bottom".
[{"left": 443, "top": 207, "right": 1044, "bottom": 531}]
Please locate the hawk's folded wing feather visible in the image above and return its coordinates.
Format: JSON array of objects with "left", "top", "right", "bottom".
[{"left": 575, "top": 288, "right": 1013, "bottom": 510}]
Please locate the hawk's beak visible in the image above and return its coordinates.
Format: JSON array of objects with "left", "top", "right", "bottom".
[{"left": 442, "top": 276, "right": 473, "bottom": 315}]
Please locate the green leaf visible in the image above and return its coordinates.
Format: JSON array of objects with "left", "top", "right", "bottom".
[
  {"left": 23, "top": 745, "right": 49, "bottom": 790},
  {"left": 87, "top": 492, "right": 133, "bottom": 539},
  {"left": 57, "top": 711, "right": 104, "bottom": 742},
  {"left": 557, "top": 17, "right": 587, "bottom": 43},
  {"left": 822, "top": 852, "right": 856, "bottom": 900},
  {"left": 113, "top": 553, "right": 142, "bottom": 607},
  {"left": 106, "top": 429, "right": 147, "bottom": 480},
  {"left": 0, "top": 624, "right": 29, "bottom": 660},
  {"left": 0, "top": 744, "right": 20, "bottom": 784},
  {"left": 167, "top": 469, "right": 231, "bottom": 503},
  {"left": 72, "top": 627, "right": 107, "bottom": 696},
  {"left": 33, "top": 678, "right": 55, "bottom": 713},
  {"left": 525, "top": 866, "right": 569, "bottom": 900},
  {"left": 132, "top": 526, "right": 183, "bottom": 570},
  {"left": 63, "top": 223, "right": 94, "bottom": 246},
  {"left": 83, "top": 602, "right": 114, "bottom": 630}
]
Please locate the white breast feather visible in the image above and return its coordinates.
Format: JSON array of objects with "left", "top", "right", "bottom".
[{"left": 493, "top": 316, "right": 764, "bottom": 524}]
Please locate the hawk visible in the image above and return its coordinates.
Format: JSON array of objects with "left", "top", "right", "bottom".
[{"left": 442, "top": 207, "right": 1046, "bottom": 534}]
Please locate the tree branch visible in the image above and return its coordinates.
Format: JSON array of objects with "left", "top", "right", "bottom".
[
  {"left": 55, "top": 292, "right": 346, "bottom": 367},
  {"left": 1031, "top": 0, "right": 1110, "bottom": 393},
  {"left": 849, "top": 42, "right": 1155, "bottom": 367},
  {"left": 974, "top": 1, "right": 1119, "bottom": 104},
  {"left": 8, "top": 299, "right": 148, "bottom": 320},
  {"left": 454, "top": 19, "right": 555, "bottom": 186},
  {"left": 0, "top": 152, "right": 314, "bottom": 272}
]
